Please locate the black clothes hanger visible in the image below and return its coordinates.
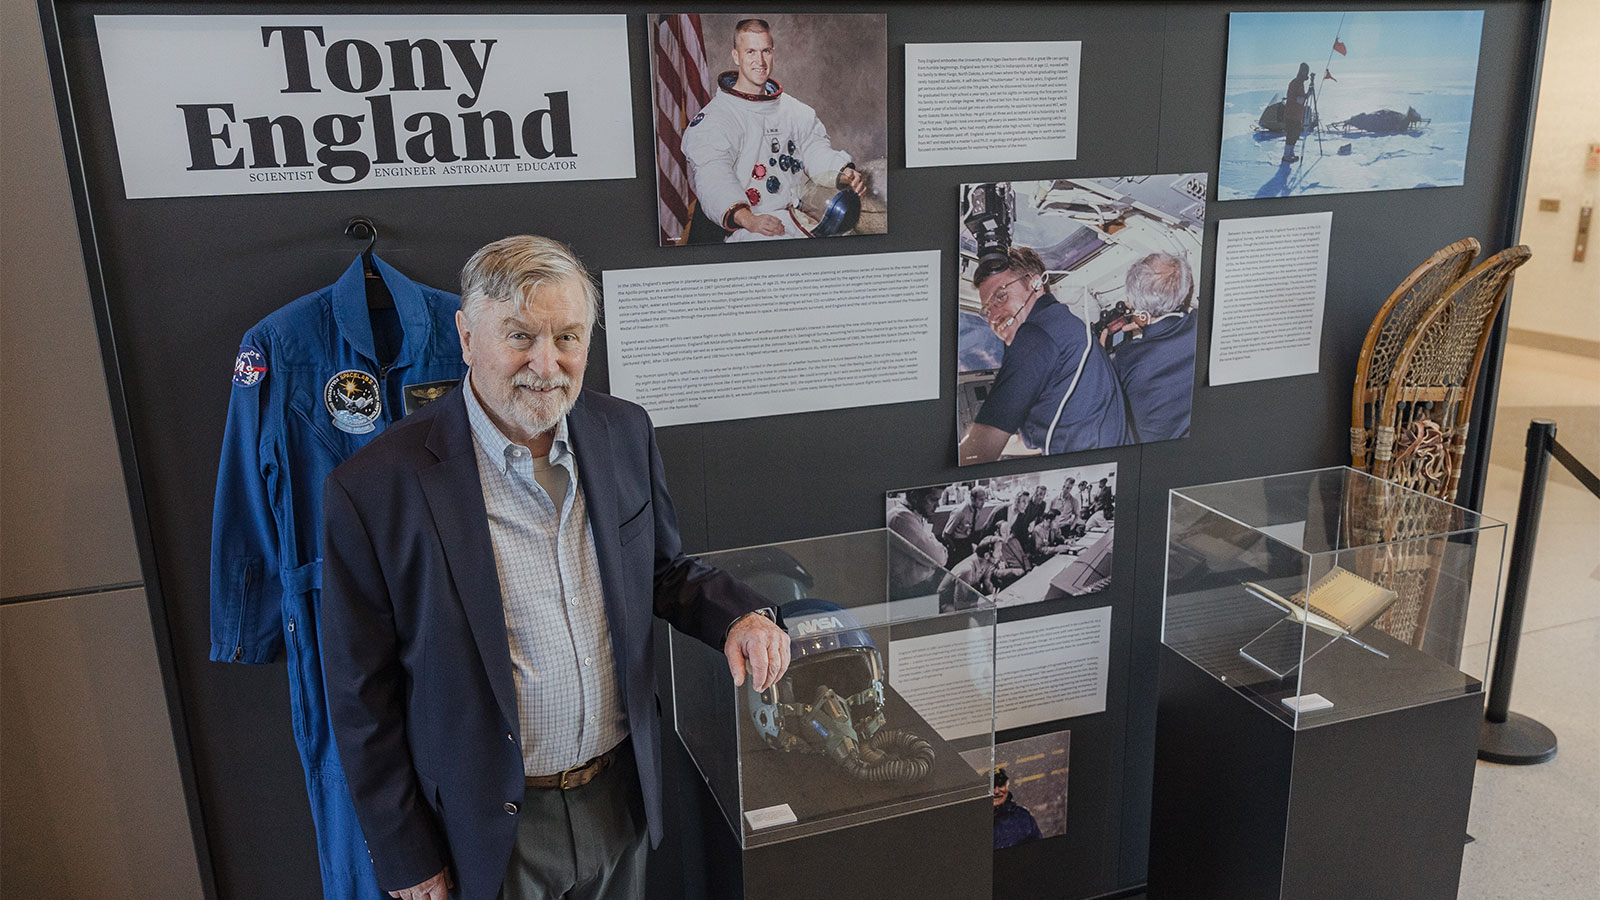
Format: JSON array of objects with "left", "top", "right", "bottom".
[{"left": 343, "top": 217, "right": 393, "bottom": 310}]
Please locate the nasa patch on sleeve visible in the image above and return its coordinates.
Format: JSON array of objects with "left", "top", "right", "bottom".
[
  {"left": 232, "top": 346, "right": 267, "bottom": 387},
  {"left": 688, "top": 111, "right": 705, "bottom": 127}
]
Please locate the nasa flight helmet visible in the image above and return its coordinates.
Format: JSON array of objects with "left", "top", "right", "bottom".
[{"left": 748, "top": 598, "right": 934, "bottom": 782}]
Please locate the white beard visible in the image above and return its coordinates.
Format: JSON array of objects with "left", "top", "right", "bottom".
[{"left": 503, "top": 374, "right": 578, "bottom": 437}]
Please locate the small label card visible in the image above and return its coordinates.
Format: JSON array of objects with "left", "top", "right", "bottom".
[
  {"left": 743, "top": 803, "right": 798, "bottom": 830},
  {"left": 1282, "top": 692, "right": 1335, "bottom": 713}
]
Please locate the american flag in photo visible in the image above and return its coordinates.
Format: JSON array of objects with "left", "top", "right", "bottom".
[{"left": 654, "top": 14, "right": 713, "bottom": 245}]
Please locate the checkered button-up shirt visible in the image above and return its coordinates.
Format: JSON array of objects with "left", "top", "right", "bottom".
[{"left": 463, "top": 381, "right": 626, "bottom": 776}]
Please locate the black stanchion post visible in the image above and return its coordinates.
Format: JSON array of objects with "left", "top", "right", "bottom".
[{"left": 1478, "top": 419, "right": 1559, "bottom": 764}]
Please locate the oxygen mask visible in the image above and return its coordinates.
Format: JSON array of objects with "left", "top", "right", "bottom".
[{"left": 748, "top": 599, "right": 936, "bottom": 783}]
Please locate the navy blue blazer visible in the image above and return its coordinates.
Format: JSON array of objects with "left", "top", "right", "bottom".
[{"left": 320, "top": 386, "right": 759, "bottom": 899}]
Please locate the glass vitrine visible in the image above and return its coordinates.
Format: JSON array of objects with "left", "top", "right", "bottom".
[
  {"left": 1164, "top": 467, "right": 1506, "bottom": 728},
  {"left": 671, "top": 529, "right": 996, "bottom": 848}
]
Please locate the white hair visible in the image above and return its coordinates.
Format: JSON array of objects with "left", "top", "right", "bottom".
[
  {"left": 458, "top": 235, "right": 600, "bottom": 328},
  {"left": 1124, "top": 252, "right": 1193, "bottom": 317}
]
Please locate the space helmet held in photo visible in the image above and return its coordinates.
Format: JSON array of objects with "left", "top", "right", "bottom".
[{"left": 811, "top": 188, "right": 862, "bottom": 238}]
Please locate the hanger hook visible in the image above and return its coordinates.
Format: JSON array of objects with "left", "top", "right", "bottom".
[{"left": 344, "top": 216, "right": 378, "bottom": 258}]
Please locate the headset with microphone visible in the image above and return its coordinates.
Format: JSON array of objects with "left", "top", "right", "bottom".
[{"left": 996, "top": 273, "right": 1047, "bottom": 332}]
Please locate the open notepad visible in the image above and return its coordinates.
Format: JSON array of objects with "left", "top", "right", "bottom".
[{"left": 1243, "top": 567, "right": 1399, "bottom": 637}]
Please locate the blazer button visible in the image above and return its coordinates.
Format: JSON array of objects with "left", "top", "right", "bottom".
[{"left": 504, "top": 801, "right": 519, "bottom": 815}]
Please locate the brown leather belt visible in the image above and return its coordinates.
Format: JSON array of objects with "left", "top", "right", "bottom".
[{"left": 525, "top": 740, "right": 624, "bottom": 790}]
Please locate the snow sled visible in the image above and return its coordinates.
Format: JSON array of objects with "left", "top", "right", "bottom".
[
  {"left": 1329, "top": 107, "right": 1429, "bottom": 134},
  {"left": 1254, "top": 94, "right": 1319, "bottom": 134}
]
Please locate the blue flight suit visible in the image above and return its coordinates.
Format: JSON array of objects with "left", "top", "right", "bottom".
[
  {"left": 975, "top": 293, "right": 1131, "bottom": 455},
  {"left": 1112, "top": 311, "right": 1196, "bottom": 443},
  {"left": 210, "top": 255, "right": 466, "bottom": 899}
]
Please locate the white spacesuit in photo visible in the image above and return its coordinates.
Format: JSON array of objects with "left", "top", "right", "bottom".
[{"left": 682, "top": 73, "right": 852, "bottom": 242}]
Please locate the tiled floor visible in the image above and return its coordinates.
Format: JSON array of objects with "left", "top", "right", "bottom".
[{"left": 1457, "top": 341, "right": 1600, "bottom": 900}]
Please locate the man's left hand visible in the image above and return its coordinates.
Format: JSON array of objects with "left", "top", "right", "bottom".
[
  {"left": 838, "top": 166, "right": 867, "bottom": 195},
  {"left": 724, "top": 613, "right": 791, "bottom": 692}
]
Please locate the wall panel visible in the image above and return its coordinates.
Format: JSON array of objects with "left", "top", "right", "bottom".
[{"left": 0, "top": 590, "right": 203, "bottom": 900}]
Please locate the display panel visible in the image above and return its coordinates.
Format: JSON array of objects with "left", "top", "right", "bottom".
[
  {"left": 672, "top": 529, "right": 995, "bottom": 848},
  {"left": 905, "top": 41, "right": 1081, "bottom": 168},
  {"left": 602, "top": 250, "right": 939, "bottom": 428},
  {"left": 41, "top": 1, "right": 1547, "bottom": 897},
  {"left": 1163, "top": 467, "right": 1505, "bottom": 729}
]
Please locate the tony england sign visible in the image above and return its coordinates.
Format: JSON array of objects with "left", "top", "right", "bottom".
[{"left": 95, "top": 15, "right": 637, "bottom": 198}]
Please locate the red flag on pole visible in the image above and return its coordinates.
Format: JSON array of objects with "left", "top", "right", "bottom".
[
  {"left": 1324, "top": 69, "right": 1338, "bottom": 82},
  {"left": 1333, "top": 38, "right": 1347, "bottom": 56},
  {"left": 654, "top": 15, "right": 713, "bottom": 245}
]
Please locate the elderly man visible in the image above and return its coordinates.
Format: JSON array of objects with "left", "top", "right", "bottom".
[
  {"left": 319, "top": 236, "right": 790, "bottom": 900},
  {"left": 1110, "top": 252, "right": 1196, "bottom": 442},
  {"left": 681, "top": 18, "right": 867, "bottom": 242}
]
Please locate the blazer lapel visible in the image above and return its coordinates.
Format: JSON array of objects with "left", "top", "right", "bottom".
[
  {"left": 567, "top": 394, "right": 631, "bottom": 662},
  {"left": 418, "top": 390, "right": 519, "bottom": 732}
]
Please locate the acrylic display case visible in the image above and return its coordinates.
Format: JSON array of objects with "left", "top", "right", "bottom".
[
  {"left": 1150, "top": 467, "right": 1507, "bottom": 900},
  {"left": 1163, "top": 466, "right": 1505, "bottom": 728},
  {"left": 671, "top": 529, "right": 996, "bottom": 852}
]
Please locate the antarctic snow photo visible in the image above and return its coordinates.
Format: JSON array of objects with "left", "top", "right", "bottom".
[{"left": 1218, "top": 10, "right": 1484, "bottom": 201}]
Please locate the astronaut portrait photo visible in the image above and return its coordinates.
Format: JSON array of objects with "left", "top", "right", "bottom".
[
  {"left": 651, "top": 13, "right": 888, "bottom": 246},
  {"left": 956, "top": 175, "right": 1206, "bottom": 465}
]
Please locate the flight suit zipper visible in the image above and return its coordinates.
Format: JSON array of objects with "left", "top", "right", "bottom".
[
  {"left": 379, "top": 363, "right": 396, "bottom": 423},
  {"left": 231, "top": 567, "right": 250, "bottom": 661}
]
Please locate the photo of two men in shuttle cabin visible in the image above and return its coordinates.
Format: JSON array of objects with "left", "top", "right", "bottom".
[
  {"left": 957, "top": 176, "right": 1206, "bottom": 466},
  {"left": 650, "top": 13, "right": 888, "bottom": 246}
]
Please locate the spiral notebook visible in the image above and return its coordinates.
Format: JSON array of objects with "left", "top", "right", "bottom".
[{"left": 1243, "top": 566, "right": 1399, "bottom": 637}]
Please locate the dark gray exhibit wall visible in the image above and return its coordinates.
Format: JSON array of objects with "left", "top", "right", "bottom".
[{"left": 39, "top": 3, "right": 1544, "bottom": 900}]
